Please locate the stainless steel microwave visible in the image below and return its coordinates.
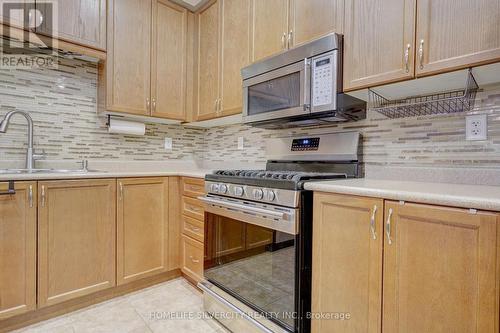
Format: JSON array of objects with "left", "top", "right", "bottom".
[{"left": 241, "top": 33, "right": 366, "bottom": 128}]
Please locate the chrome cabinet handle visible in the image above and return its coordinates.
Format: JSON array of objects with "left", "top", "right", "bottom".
[
  {"left": 386, "top": 208, "right": 393, "bottom": 245},
  {"left": 190, "top": 225, "right": 201, "bottom": 232},
  {"left": 287, "top": 30, "right": 293, "bottom": 48},
  {"left": 370, "top": 205, "right": 378, "bottom": 240},
  {"left": 418, "top": 39, "right": 424, "bottom": 70},
  {"left": 146, "top": 98, "right": 150, "bottom": 111},
  {"left": 189, "top": 255, "right": 200, "bottom": 263},
  {"left": 29, "top": 185, "right": 33, "bottom": 208},
  {"left": 152, "top": 98, "right": 156, "bottom": 112},
  {"left": 281, "top": 32, "right": 287, "bottom": 49},
  {"left": 214, "top": 99, "right": 218, "bottom": 112},
  {"left": 216, "top": 99, "right": 221, "bottom": 114},
  {"left": 404, "top": 43, "right": 411, "bottom": 73},
  {"left": 119, "top": 182, "right": 124, "bottom": 201},
  {"left": 41, "top": 185, "right": 45, "bottom": 208},
  {"left": 189, "top": 205, "right": 200, "bottom": 212}
]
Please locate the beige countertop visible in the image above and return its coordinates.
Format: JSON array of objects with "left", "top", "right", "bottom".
[
  {"left": 305, "top": 179, "right": 500, "bottom": 211},
  {"left": 0, "top": 161, "right": 212, "bottom": 181},
  {"left": 0, "top": 170, "right": 210, "bottom": 181}
]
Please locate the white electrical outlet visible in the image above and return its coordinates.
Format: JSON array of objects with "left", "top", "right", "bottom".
[
  {"left": 164, "top": 137, "right": 173, "bottom": 150},
  {"left": 466, "top": 114, "right": 487, "bottom": 141},
  {"left": 237, "top": 137, "right": 244, "bottom": 150}
]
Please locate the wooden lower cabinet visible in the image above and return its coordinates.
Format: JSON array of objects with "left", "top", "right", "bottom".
[
  {"left": 180, "top": 177, "right": 205, "bottom": 283},
  {"left": 38, "top": 180, "right": 116, "bottom": 308},
  {"left": 181, "top": 234, "right": 204, "bottom": 282},
  {"left": 312, "top": 192, "right": 500, "bottom": 333},
  {"left": 312, "top": 193, "right": 383, "bottom": 333},
  {"left": 383, "top": 202, "right": 499, "bottom": 333},
  {"left": 117, "top": 178, "right": 170, "bottom": 285},
  {"left": 0, "top": 182, "right": 36, "bottom": 320}
]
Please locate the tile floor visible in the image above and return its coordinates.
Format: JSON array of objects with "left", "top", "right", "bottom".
[{"left": 13, "top": 278, "right": 229, "bottom": 333}]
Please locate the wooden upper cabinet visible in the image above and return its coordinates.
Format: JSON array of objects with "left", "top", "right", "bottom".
[
  {"left": 117, "top": 178, "right": 169, "bottom": 285},
  {"left": 107, "top": 0, "right": 152, "bottom": 115},
  {"left": 196, "top": 0, "right": 220, "bottom": 121},
  {"left": 289, "top": 0, "right": 344, "bottom": 47},
  {"left": 312, "top": 193, "right": 383, "bottom": 333},
  {"left": 344, "top": 0, "right": 416, "bottom": 91},
  {"left": 38, "top": 180, "right": 116, "bottom": 308},
  {"left": 416, "top": 0, "right": 500, "bottom": 76},
  {"left": 36, "top": 0, "right": 106, "bottom": 50},
  {"left": 152, "top": 0, "right": 187, "bottom": 120},
  {"left": 219, "top": 0, "right": 251, "bottom": 117},
  {"left": 0, "top": 182, "right": 36, "bottom": 320},
  {"left": 250, "top": 0, "right": 289, "bottom": 62},
  {"left": 383, "top": 202, "right": 499, "bottom": 333}
]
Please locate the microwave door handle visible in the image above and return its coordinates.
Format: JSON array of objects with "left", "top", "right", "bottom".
[{"left": 303, "top": 59, "right": 311, "bottom": 111}]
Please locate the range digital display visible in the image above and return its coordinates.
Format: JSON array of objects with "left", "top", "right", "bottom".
[{"left": 291, "top": 137, "right": 320, "bottom": 151}]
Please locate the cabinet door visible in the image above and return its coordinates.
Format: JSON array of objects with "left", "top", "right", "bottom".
[
  {"left": 250, "top": 0, "right": 289, "bottom": 62},
  {"left": 196, "top": 0, "right": 220, "bottom": 121},
  {"left": 344, "top": 0, "right": 416, "bottom": 91},
  {"left": 107, "top": 0, "right": 152, "bottom": 115},
  {"left": 219, "top": 0, "right": 251, "bottom": 117},
  {"left": 151, "top": 0, "right": 187, "bottom": 120},
  {"left": 215, "top": 216, "right": 246, "bottom": 256},
  {"left": 181, "top": 235, "right": 204, "bottom": 283},
  {"left": 38, "top": 180, "right": 116, "bottom": 308},
  {"left": 312, "top": 193, "right": 383, "bottom": 333},
  {"left": 36, "top": 0, "right": 106, "bottom": 50},
  {"left": 383, "top": 202, "right": 499, "bottom": 333},
  {"left": 416, "top": 0, "right": 500, "bottom": 76},
  {"left": 117, "top": 178, "right": 169, "bottom": 285},
  {"left": 0, "top": 182, "right": 36, "bottom": 320},
  {"left": 289, "top": 0, "right": 344, "bottom": 47},
  {"left": 245, "top": 224, "right": 273, "bottom": 250}
]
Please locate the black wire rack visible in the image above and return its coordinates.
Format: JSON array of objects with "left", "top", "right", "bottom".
[{"left": 368, "top": 69, "right": 479, "bottom": 119}]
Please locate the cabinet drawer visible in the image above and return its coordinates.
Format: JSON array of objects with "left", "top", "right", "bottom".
[
  {"left": 182, "top": 196, "right": 205, "bottom": 221},
  {"left": 181, "top": 178, "right": 205, "bottom": 198},
  {"left": 183, "top": 215, "right": 204, "bottom": 242},
  {"left": 181, "top": 235, "right": 204, "bottom": 282}
]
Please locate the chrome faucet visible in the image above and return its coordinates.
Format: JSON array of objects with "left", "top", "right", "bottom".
[{"left": 0, "top": 110, "right": 45, "bottom": 171}]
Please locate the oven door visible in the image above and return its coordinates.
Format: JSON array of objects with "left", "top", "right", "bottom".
[
  {"left": 243, "top": 59, "right": 311, "bottom": 124},
  {"left": 199, "top": 195, "right": 299, "bottom": 332}
]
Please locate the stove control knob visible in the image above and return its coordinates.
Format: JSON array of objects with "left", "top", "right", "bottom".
[
  {"left": 210, "top": 184, "right": 220, "bottom": 193},
  {"left": 234, "top": 186, "right": 244, "bottom": 197},
  {"left": 266, "top": 190, "right": 276, "bottom": 202},
  {"left": 219, "top": 184, "right": 228, "bottom": 194},
  {"left": 253, "top": 188, "right": 264, "bottom": 200}
]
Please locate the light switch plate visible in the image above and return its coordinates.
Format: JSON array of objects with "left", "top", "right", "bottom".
[
  {"left": 164, "top": 137, "right": 173, "bottom": 150},
  {"left": 466, "top": 114, "right": 487, "bottom": 141},
  {"left": 237, "top": 137, "right": 244, "bottom": 150}
]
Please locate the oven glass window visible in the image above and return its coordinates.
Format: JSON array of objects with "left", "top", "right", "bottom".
[
  {"left": 204, "top": 215, "right": 296, "bottom": 329},
  {"left": 247, "top": 72, "right": 301, "bottom": 115}
]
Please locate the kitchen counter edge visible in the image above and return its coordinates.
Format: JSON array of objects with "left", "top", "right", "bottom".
[
  {"left": 304, "top": 179, "right": 500, "bottom": 212},
  {"left": 0, "top": 170, "right": 211, "bottom": 181}
]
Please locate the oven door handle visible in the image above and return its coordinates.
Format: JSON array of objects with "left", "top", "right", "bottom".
[{"left": 198, "top": 196, "right": 286, "bottom": 219}]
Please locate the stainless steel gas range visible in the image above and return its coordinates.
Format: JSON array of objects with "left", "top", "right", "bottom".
[{"left": 198, "top": 132, "right": 360, "bottom": 333}]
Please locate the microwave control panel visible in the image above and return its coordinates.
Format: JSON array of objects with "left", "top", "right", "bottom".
[{"left": 312, "top": 53, "right": 334, "bottom": 107}]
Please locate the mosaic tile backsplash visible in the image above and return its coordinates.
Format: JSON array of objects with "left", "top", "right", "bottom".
[
  {"left": 0, "top": 58, "right": 206, "bottom": 161},
  {"left": 205, "top": 84, "right": 500, "bottom": 169},
  {"left": 0, "top": 57, "right": 499, "bottom": 172}
]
